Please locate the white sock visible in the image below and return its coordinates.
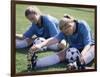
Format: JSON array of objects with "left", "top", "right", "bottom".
[
  {"left": 83, "top": 47, "right": 94, "bottom": 65},
  {"left": 16, "top": 39, "right": 28, "bottom": 48},
  {"left": 36, "top": 54, "right": 60, "bottom": 68}
]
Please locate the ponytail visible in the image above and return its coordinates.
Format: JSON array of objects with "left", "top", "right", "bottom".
[{"left": 63, "top": 14, "right": 76, "bottom": 22}]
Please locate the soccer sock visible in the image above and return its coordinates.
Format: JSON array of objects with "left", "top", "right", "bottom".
[
  {"left": 16, "top": 39, "right": 28, "bottom": 48},
  {"left": 83, "top": 47, "right": 94, "bottom": 65},
  {"left": 36, "top": 54, "right": 60, "bottom": 68}
]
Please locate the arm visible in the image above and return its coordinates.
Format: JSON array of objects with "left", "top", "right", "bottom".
[
  {"left": 23, "top": 24, "right": 35, "bottom": 38},
  {"left": 31, "top": 37, "right": 59, "bottom": 51},
  {"left": 30, "top": 32, "right": 64, "bottom": 51},
  {"left": 80, "top": 21, "right": 92, "bottom": 59},
  {"left": 16, "top": 24, "right": 36, "bottom": 46}
]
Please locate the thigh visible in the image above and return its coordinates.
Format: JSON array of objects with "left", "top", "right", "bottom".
[{"left": 86, "top": 45, "right": 95, "bottom": 55}]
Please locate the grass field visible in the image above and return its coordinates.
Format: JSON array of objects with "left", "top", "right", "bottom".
[{"left": 16, "top": 4, "right": 95, "bottom": 73}]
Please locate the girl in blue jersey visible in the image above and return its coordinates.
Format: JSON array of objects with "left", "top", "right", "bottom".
[
  {"left": 16, "top": 6, "right": 66, "bottom": 50},
  {"left": 30, "top": 15, "right": 95, "bottom": 69}
]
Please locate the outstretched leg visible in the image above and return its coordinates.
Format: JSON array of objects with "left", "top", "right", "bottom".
[
  {"left": 16, "top": 34, "right": 33, "bottom": 48},
  {"left": 31, "top": 48, "right": 67, "bottom": 69}
]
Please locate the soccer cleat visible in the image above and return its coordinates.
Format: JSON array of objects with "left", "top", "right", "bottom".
[
  {"left": 67, "top": 56, "right": 85, "bottom": 71},
  {"left": 76, "top": 56, "right": 85, "bottom": 70},
  {"left": 27, "top": 50, "right": 37, "bottom": 72},
  {"left": 31, "top": 52, "right": 37, "bottom": 70},
  {"left": 67, "top": 62, "right": 78, "bottom": 71}
]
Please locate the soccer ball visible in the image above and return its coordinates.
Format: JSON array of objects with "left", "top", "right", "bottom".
[
  {"left": 33, "top": 37, "right": 46, "bottom": 45},
  {"left": 33, "top": 37, "right": 47, "bottom": 51},
  {"left": 66, "top": 47, "right": 80, "bottom": 63}
]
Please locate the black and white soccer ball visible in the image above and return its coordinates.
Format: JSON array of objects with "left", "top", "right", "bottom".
[
  {"left": 66, "top": 47, "right": 80, "bottom": 63},
  {"left": 33, "top": 37, "right": 47, "bottom": 51}
]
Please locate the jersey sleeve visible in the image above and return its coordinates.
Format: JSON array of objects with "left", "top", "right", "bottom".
[
  {"left": 80, "top": 21, "right": 93, "bottom": 46},
  {"left": 54, "top": 32, "right": 65, "bottom": 42},
  {"left": 23, "top": 24, "right": 35, "bottom": 38},
  {"left": 45, "top": 16, "right": 60, "bottom": 37}
]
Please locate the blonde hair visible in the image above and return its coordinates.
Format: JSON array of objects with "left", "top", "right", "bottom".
[
  {"left": 25, "top": 6, "right": 42, "bottom": 17},
  {"left": 59, "top": 14, "right": 75, "bottom": 29}
]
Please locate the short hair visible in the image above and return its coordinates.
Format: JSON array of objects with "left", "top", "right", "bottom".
[{"left": 25, "top": 6, "right": 41, "bottom": 17}]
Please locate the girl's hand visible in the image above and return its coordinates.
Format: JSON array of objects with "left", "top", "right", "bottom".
[
  {"left": 30, "top": 44, "right": 41, "bottom": 52},
  {"left": 58, "top": 43, "right": 66, "bottom": 50}
]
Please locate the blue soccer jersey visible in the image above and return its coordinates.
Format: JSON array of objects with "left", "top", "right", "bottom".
[
  {"left": 23, "top": 15, "right": 60, "bottom": 39},
  {"left": 55, "top": 20, "right": 94, "bottom": 50}
]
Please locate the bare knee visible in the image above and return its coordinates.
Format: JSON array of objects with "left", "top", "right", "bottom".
[
  {"left": 58, "top": 40, "right": 68, "bottom": 50},
  {"left": 57, "top": 50, "right": 66, "bottom": 61}
]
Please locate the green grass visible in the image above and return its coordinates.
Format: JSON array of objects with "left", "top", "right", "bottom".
[{"left": 16, "top": 4, "right": 95, "bottom": 73}]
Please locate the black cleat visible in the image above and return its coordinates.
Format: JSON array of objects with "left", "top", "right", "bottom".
[
  {"left": 27, "top": 50, "right": 37, "bottom": 72},
  {"left": 76, "top": 56, "right": 85, "bottom": 70},
  {"left": 31, "top": 52, "right": 37, "bottom": 70},
  {"left": 67, "top": 62, "right": 78, "bottom": 71}
]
